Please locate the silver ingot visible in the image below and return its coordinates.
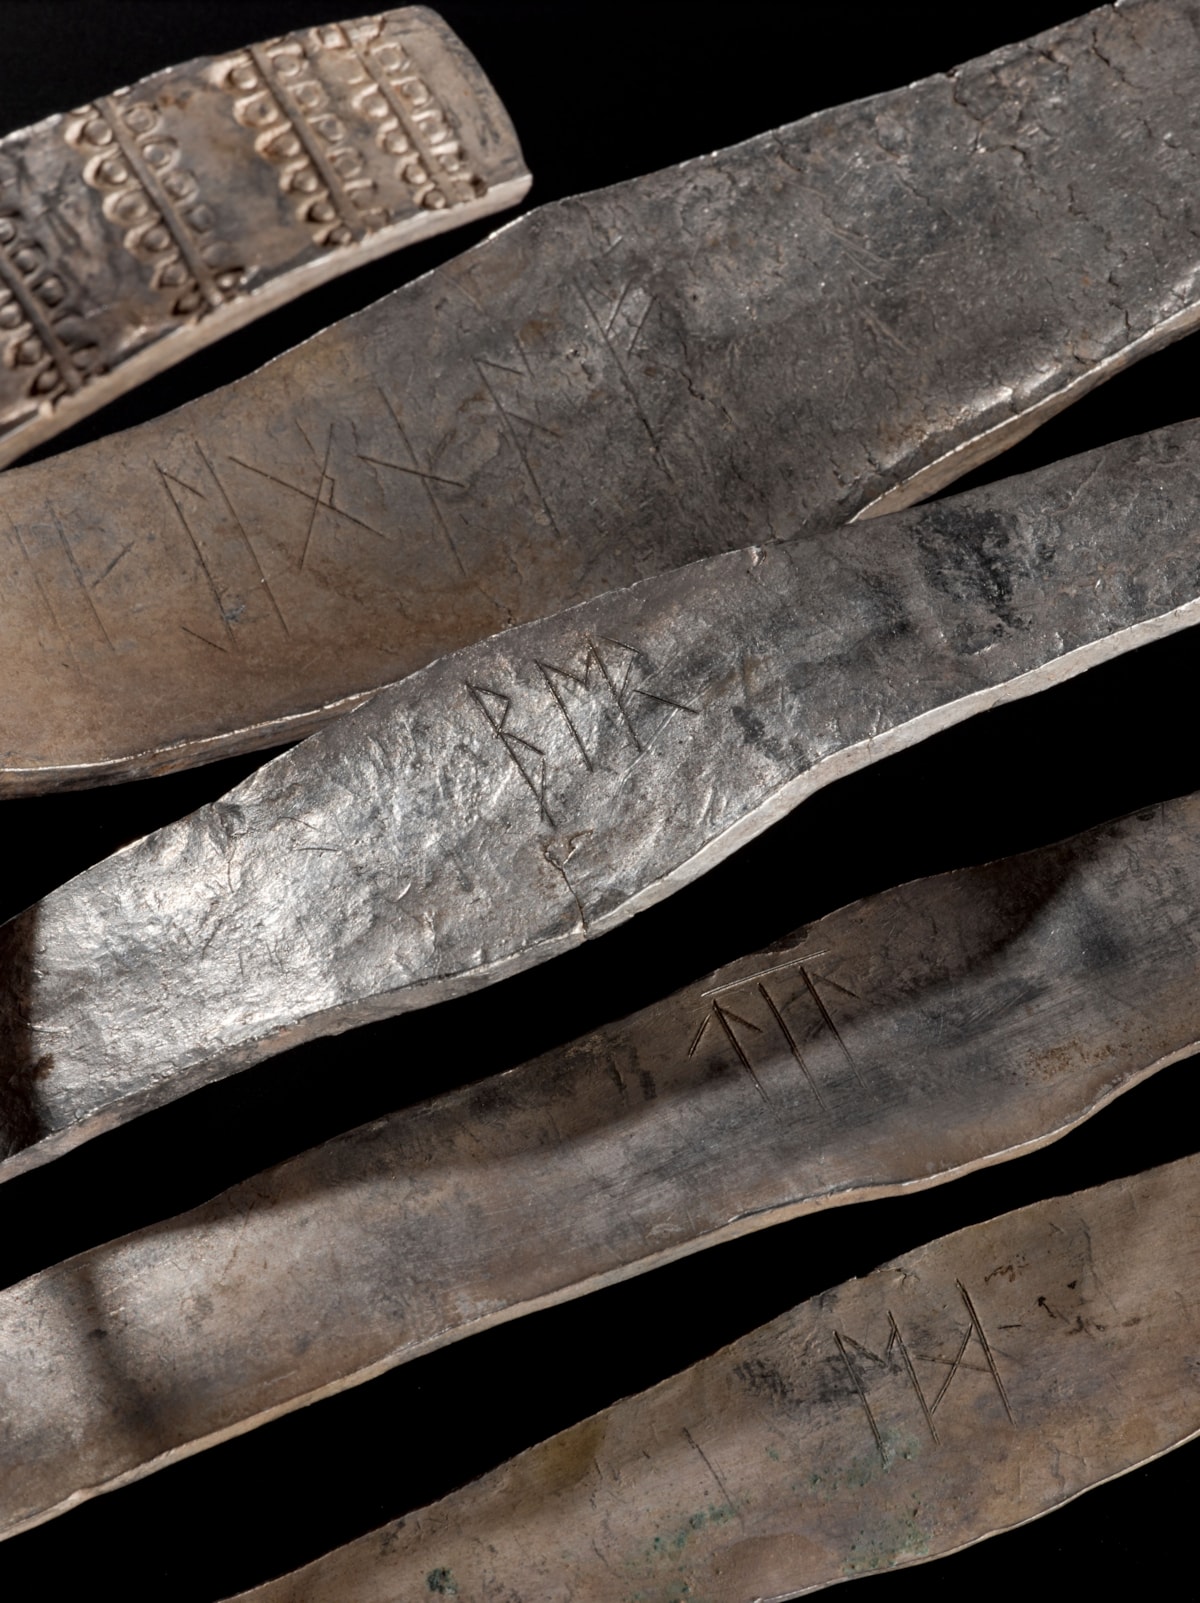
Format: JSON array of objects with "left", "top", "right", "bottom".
[
  {"left": 0, "top": 791, "right": 1195, "bottom": 1538},
  {"left": 0, "top": 0, "right": 1196, "bottom": 792},
  {"left": 225, "top": 1153, "right": 1200, "bottom": 1600},
  {"left": 1, "top": 419, "right": 1198, "bottom": 1180}
]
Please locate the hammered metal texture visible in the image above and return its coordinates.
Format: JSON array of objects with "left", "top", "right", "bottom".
[
  {"left": 2, "top": 420, "right": 1199, "bottom": 1180},
  {"left": 0, "top": 793, "right": 1194, "bottom": 1539},
  {"left": 0, "top": 0, "right": 1196, "bottom": 792}
]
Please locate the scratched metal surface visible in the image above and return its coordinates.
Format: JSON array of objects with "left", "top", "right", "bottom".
[
  {"left": 0, "top": 8, "right": 528, "bottom": 469},
  {"left": 2, "top": 420, "right": 1200, "bottom": 1180},
  {"left": 229, "top": 1153, "right": 1200, "bottom": 1600},
  {"left": 0, "top": 6, "right": 1198, "bottom": 1598},
  {"left": 0, "top": 792, "right": 1196, "bottom": 1540},
  {"left": 1, "top": 0, "right": 1198, "bottom": 792}
]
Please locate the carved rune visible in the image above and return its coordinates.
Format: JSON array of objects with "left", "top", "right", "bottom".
[
  {"left": 468, "top": 636, "right": 699, "bottom": 826},
  {"left": 689, "top": 956, "right": 858, "bottom": 1114},
  {"left": 835, "top": 1281, "right": 1015, "bottom": 1464}
]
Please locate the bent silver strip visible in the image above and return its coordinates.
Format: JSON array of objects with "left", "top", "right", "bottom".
[
  {"left": 1, "top": 420, "right": 1200, "bottom": 1177},
  {"left": 0, "top": 793, "right": 1196, "bottom": 1538},
  {"left": 0, "top": 8, "right": 529, "bottom": 468},
  {"left": 1, "top": 0, "right": 1196, "bottom": 791},
  {"left": 230, "top": 1153, "right": 1200, "bottom": 1600}
]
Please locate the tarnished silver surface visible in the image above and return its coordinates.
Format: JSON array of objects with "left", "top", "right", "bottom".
[
  {"left": 0, "top": 792, "right": 1195, "bottom": 1540},
  {"left": 0, "top": 8, "right": 528, "bottom": 468},
  {"left": 1, "top": 0, "right": 1197, "bottom": 792},
  {"left": 2, "top": 420, "right": 1200, "bottom": 1179},
  {"left": 230, "top": 1153, "right": 1200, "bottom": 1601}
]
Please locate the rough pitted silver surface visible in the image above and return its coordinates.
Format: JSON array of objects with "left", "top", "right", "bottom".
[
  {"left": 1, "top": 793, "right": 1197, "bottom": 1538},
  {"left": 0, "top": 0, "right": 1197, "bottom": 791},
  {"left": 0, "top": 8, "right": 528, "bottom": 467},
  {"left": 2, "top": 419, "right": 1200, "bottom": 1178}
]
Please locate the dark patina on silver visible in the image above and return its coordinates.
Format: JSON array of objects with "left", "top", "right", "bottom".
[
  {"left": 0, "top": 791, "right": 1195, "bottom": 1540},
  {"left": 0, "top": 0, "right": 1195, "bottom": 792},
  {"left": 1, "top": 419, "right": 1199, "bottom": 1179}
]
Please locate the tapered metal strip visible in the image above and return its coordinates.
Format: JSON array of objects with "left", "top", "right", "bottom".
[
  {"left": 3, "top": 420, "right": 1200, "bottom": 1179},
  {"left": 0, "top": 9, "right": 529, "bottom": 470},
  {"left": 1, "top": 0, "right": 1197, "bottom": 793},
  {"left": 226, "top": 1152, "right": 1200, "bottom": 1601},
  {"left": 1, "top": 793, "right": 1197, "bottom": 1540}
]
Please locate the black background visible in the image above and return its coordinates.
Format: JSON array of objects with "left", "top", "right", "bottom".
[{"left": 0, "top": 2, "right": 1197, "bottom": 1596}]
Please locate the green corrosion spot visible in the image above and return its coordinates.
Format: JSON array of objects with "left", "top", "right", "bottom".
[
  {"left": 843, "top": 1511, "right": 930, "bottom": 1575},
  {"left": 648, "top": 1503, "right": 738, "bottom": 1559},
  {"left": 812, "top": 1432, "right": 924, "bottom": 1499},
  {"left": 426, "top": 1568, "right": 458, "bottom": 1595}
]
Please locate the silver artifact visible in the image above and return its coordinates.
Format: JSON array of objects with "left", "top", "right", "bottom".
[
  {"left": 0, "top": 791, "right": 1194, "bottom": 1539},
  {"left": 1, "top": 419, "right": 1199, "bottom": 1180},
  {"left": 0, "top": 4, "right": 1196, "bottom": 1594},
  {"left": 225, "top": 1152, "right": 1200, "bottom": 1600},
  {"left": 0, "top": 0, "right": 1197, "bottom": 792},
  {"left": 0, "top": 8, "right": 528, "bottom": 468}
]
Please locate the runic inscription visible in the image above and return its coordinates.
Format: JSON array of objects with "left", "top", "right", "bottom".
[
  {"left": 154, "top": 443, "right": 290, "bottom": 652},
  {"left": 831, "top": 1281, "right": 1015, "bottom": 1464},
  {"left": 688, "top": 955, "right": 859, "bottom": 1114},
  {"left": 468, "top": 637, "right": 699, "bottom": 826}
]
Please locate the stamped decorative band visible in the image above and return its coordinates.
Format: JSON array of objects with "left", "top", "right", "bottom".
[
  {"left": 64, "top": 98, "right": 245, "bottom": 320},
  {"left": 0, "top": 188, "right": 98, "bottom": 408},
  {"left": 221, "top": 17, "right": 485, "bottom": 250}
]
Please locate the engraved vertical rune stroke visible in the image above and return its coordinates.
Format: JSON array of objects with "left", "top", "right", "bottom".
[
  {"left": 952, "top": 1280, "right": 1015, "bottom": 1423},
  {"left": 834, "top": 1330, "right": 886, "bottom": 1459},
  {"left": 247, "top": 45, "right": 363, "bottom": 239},
  {"left": 472, "top": 354, "right": 567, "bottom": 543},
  {"left": 712, "top": 1000, "right": 774, "bottom": 1112},
  {"left": 538, "top": 637, "right": 700, "bottom": 772},
  {"left": 887, "top": 1311, "right": 940, "bottom": 1445},
  {"left": 467, "top": 683, "right": 554, "bottom": 825},
  {"left": 836, "top": 1283, "right": 1015, "bottom": 1464},
  {"left": 99, "top": 99, "right": 223, "bottom": 309},
  {"left": 681, "top": 1426, "right": 738, "bottom": 1513},
  {"left": 799, "top": 965, "right": 863, "bottom": 1087},
  {"left": 48, "top": 503, "right": 115, "bottom": 651},
  {"left": 756, "top": 981, "right": 826, "bottom": 1110},
  {"left": 573, "top": 277, "right": 673, "bottom": 482},
  {"left": 154, "top": 460, "right": 235, "bottom": 649},
  {"left": 301, "top": 424, "right": 335, "bottom": 571},
  {"left": 358, "top": 386, "right": 468, "bottom": 578},
  {"left": 0, "top": 249, "right": 82, "bottom": 394},
  {"left": 3, "top": 506, "right": 79, "bottom": 668},
  {"left": 194, "top": 442, "right": 289, "bottom": 636},
  {"left": 347, "top": 40, "right": 458, "bottom": 208}
]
